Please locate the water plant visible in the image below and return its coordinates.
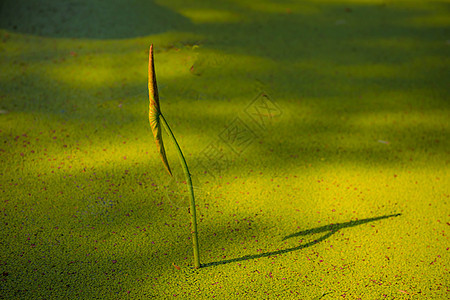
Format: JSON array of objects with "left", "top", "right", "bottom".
[{"left": 148, "top": 44, "right": 201, "bottom": 269}]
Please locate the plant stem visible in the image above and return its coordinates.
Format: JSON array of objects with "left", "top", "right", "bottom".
[{"left": 159, "top": 113, "right": 201, "bottom": 269}]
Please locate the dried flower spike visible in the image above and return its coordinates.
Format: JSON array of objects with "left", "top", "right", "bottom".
[{"left": 149, "top": 44, "right": 172, "bottom": 176}]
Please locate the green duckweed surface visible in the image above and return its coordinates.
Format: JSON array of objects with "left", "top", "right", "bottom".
[{"left": 0, "top": 0, "right": 449, "bottom": 299}]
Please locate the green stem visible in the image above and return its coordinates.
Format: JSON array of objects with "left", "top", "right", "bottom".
[{"left": 160, "top": 113, "right": 201, "bottom": 269}]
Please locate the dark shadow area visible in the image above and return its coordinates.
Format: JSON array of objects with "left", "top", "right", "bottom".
[
  {"left": 202, "top": 213, "right": 401, "bottom": 268},
  {"left": 0, "top": 0, "right": 190, "bottom": 39}
]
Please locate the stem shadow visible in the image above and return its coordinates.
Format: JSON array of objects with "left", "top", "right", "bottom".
[{"left": 202, "top": 213, "right": 401, "bottom": 268}]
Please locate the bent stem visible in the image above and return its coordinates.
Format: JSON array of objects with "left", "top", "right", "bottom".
[{"left": 160, "top": 113, "right": 201, "bottom": 269}]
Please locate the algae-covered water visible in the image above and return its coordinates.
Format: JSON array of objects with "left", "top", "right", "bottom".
[{"left": 1, "top": 0, "right": 449, "bottom": 298}]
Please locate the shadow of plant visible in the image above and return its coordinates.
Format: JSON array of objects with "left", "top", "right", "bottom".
[{"left": 202, "top": 213, "right": 401, "bottom": 268}]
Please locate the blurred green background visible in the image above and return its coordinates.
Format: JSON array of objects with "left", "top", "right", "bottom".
[{"left": 1, "top": 0, "right": 449, "bottom": 298}]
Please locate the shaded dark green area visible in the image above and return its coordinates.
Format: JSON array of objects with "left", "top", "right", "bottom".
[
  {"left": 0, "top": 0, "right": 190, "bottom": 38},
  {"left": 1, "top": 0, "right": 448, "bottom": 172}
]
